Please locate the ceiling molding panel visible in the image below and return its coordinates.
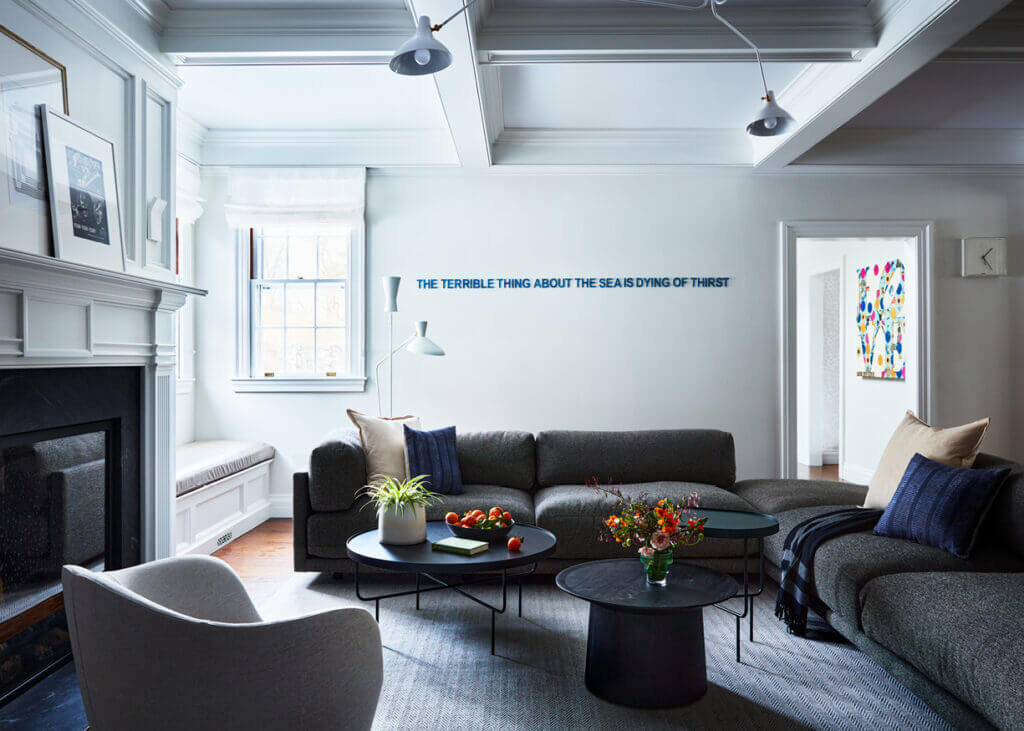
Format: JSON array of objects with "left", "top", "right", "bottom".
[
  {"left": 478, "top": 6, "right": 875, "bottom": 65},
  {"left": 796, "top": 128, "right": 1024, "bottom": 167},
  {"left": 752, "top": 0, "right": 1013, "bottom": 170},
  {"left": 493, "top": 128, "right": 751, "bottom": 166},
  {"left": 160, "top": 8, "right": 412, "bottom": 55}
]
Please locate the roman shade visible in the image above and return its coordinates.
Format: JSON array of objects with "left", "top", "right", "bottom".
[{"left": 224, "top": 167, "right": 366, "bottom": 233}]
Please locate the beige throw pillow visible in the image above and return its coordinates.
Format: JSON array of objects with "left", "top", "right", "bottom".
[
  {"left": 863, "top": 411, "right": 990, "bottom": 509},
  {"left": 347, "top": 410, "right": 421, "bottom": 484}
]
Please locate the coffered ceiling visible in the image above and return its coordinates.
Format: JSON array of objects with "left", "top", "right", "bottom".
[{"left": 148, "top": 0, "right": 1022, "bottom": 169}]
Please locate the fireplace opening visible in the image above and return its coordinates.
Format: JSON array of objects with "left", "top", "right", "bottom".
[{"left": 0, "top": 367, "right": 142, "bottom": 705}]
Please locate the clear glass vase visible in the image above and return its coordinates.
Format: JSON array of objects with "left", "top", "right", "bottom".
[{"left": 641, "top": 548, "right": 673, "bottom": 586}]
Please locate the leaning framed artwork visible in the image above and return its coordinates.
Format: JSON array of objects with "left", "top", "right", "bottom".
[
  {"left": 0, "top": 25, "right": 68, "bottom": 257},
  {"left": 855, "top": 259, "right": 906, "bottom": 380},
  {"left": 40, "top": 105, "right": 126, "bottom": 272}
]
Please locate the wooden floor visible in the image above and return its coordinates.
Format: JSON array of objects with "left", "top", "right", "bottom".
[
  {"left": 212, "top": 518, "right": 294, "bottom": 603},
  {"left": 797, "top": 463, "right": 841, "bottom": 481}
]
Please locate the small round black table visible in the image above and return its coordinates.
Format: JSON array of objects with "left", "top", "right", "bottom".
[
  {"left": 556, "top": 559, "right": 738, "bottom": 708},
  {"left": 346, "top": 521, "right": 557, "bottom": 654},
  {"left": 693, "top": 509, "right": 779, "bottom": 662}
]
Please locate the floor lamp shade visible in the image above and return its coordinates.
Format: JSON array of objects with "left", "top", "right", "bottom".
[
  {"left": 407, "top": 321, "right": 444, "bottom": 356},
  {"left": 383, "top": 276, "right": 400, "bottom": 313}
]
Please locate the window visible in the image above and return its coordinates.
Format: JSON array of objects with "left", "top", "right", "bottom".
[{"left": 234, "top": 226, "right": 366, "bottom": 392}]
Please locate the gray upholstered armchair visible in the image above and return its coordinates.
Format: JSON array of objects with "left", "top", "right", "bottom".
[{"left": 62, "top": 555, "right": 382, "bottom": 731}]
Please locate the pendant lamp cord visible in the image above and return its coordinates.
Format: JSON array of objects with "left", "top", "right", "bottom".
[
  {"left": 618, "top": 0, "right": 773, "bottom": 100},
  {"left": 433, "top": 0, "right": 487, "bottom": 31}
]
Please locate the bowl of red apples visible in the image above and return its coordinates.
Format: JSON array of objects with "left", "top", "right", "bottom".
[{"left": 445, "top": 507, "right": 514, "bottom": 543}]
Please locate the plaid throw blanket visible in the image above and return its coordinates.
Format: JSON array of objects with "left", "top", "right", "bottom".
[{"left": 775, "top": 508, "right": 883, "bottom": 636}]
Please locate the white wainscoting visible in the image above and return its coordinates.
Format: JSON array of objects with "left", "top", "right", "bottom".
[{"left": 175, "top": 460, "right": 272, "bottom": 556}]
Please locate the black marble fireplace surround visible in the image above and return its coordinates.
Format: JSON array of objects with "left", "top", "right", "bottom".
[{"left": 0, "top": 367, "right": 142, "bottom": 704}]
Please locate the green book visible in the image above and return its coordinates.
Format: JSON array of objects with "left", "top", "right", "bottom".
[{"left": 431, "top": 536, "right": 489, "bottom": 556}]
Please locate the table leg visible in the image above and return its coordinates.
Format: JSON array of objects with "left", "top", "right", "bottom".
[
  {"left": 416, "top": 573, "right": 421, "bottom": 610},
  {"left": 518, "top": 573, "right": 523, "bottom": 617},
  {"left": 585, "top": 603, "right": 707, "bottom": 707},
  {"left": 375, "top": 599, "right": 380, "bottom": 622},
  {"left": 491, "top": 610, "right": 496, "bottom": 655}
]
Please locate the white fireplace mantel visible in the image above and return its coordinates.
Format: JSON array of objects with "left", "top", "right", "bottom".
[{"left": 0, "top": 248, "right": 207, "bottom": 561}]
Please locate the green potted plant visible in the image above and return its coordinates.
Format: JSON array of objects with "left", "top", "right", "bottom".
[{"left": 361, "top": 474, "right": 442, "bottom": 545}]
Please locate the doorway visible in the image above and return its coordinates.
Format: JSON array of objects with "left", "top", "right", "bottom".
[{"left": 780, "top": 222, "right": 934, "bottom": 480}]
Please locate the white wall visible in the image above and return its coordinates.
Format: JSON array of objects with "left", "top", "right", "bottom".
[
  {"left": 193, "top": 170, "right": 1024, "bottom": 513},
  {"left": 796, "top": 238, "right": 918, "bottom": 483}
]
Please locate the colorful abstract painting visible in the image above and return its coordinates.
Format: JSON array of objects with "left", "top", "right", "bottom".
[{"left": 856, "top": 259, "right": 906, "bottom": 380}]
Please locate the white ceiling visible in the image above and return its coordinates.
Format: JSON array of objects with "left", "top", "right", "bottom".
[
  {"left": 177, "top": 65, "right": 448, "bottom": 130},
  {"left": 500, "top": 62, "right": 808, "bottom": 130},
  {"left": 164, "top": 0, "right": 406, "bottom": 8},
  {"left": 847, "top": 62, "right": 1024, "bottom": 129}
]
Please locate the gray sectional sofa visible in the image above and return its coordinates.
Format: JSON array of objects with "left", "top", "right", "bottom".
[{"left": 294, "top": 429, "right": 1024, "bottom": 730}]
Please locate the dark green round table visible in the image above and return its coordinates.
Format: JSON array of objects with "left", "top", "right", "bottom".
[{"left": 692, "top": 508, "right": 779, "bottom": 662}]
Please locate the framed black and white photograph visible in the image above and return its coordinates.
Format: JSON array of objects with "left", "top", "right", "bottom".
[
  {"left": 0, "top": 25, "right": 68, "bottom": 257},
  {"left": 40, "top": 104, "right": 126, "bottom": 272}
]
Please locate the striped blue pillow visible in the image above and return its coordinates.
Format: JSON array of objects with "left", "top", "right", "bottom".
[
  {"left": 404, "top": 425, "right": 463, "bottom": 495},
  {"left": 874, "top": 453, "right": 1010, "bottom": 558}
]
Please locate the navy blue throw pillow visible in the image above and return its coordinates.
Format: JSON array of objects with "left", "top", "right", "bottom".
[
  {"left": 404, "top": 425, "right": 463, "bottom": 495},
  {"left": 874, "top": 453, "right": 1010, "bottom": 558}
]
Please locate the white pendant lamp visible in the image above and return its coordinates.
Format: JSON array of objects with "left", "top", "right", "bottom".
[
  {"left": 620, "top": 0, "right": 795, "bottom": 137},
  {"left": 390, "top": 0, "right": 485, "bottom": 76},
  {"left": 389, "top": 16, "right": 453, "bottom": 76}
]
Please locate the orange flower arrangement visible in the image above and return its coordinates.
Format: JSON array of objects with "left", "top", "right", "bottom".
[{"left": 591, "top": 478, "right": 706, "bottom": 554}]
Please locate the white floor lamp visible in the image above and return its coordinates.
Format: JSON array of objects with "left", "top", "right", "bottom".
[{"left": 375, "top": 276, "right": 445, "bottom": 417}]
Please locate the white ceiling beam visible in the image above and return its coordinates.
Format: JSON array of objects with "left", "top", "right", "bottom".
[
  {"left": 793, "top": 128, "right": 1024, "bottom": 168},
  {"left": 408, "top": 0, "right": 493, "bottom": 168},
  {"left": 160, "top": 9, "right": 412, "bottom": 56},
  {"left": 478, "top": 7, "right": 875, "bottom": 65},
  {"left": 753, "top": 0, "right": 1014, "bottom": 170}
]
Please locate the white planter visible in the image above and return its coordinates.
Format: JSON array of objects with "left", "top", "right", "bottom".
[{"left": 378, "top": 504, "right": 427, "bottom": 545}]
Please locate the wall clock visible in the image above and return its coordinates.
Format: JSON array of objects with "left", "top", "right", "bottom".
[{"left": 961, "top": 237, "right": 1007, "bottom": 278}]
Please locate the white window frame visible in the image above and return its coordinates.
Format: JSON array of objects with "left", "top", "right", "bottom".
[
  {"left": 175, "top": 216, "right": 196, "bottom": 395},
  {"left": 232, "top": 223, "right": 366, "bottom": 393}
]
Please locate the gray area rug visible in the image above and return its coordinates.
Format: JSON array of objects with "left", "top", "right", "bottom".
[{"left": 261, "top": 573, "right": 951, "bottom": 731}]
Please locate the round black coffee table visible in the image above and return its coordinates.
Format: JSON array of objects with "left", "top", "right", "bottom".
[
  {"left": 694, "top": 509, "right": 779, "bottom": 661},
  {"left": 347, "top": 521, "right": 557, "bottom": 654},
  {"left": 556, "top": 559, "right": 738, "bottom": 708}
]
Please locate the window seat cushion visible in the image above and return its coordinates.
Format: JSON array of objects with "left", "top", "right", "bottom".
[{"left": 176, "top": 440, "right": 275, "bottom": 498}]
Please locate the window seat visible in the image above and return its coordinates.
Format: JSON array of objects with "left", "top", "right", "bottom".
[
  {"left": 176, "top": 440, "right": 275, "bottom": 497},
  {"left": 174, "top": 440, "right": 275, "bottom": 555}
]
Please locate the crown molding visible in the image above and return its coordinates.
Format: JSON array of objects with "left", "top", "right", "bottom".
[
  {"left": 13, "top": 0, "right": 181, "bottom": 88},
  {"left": 493, "top": 127, "right": 752, "bottom": 166},
  {"left": 125, "top": 0, "right": 171, "bottom": 31},
  {"left": 200, "top": 128, "right": 458, "bottom": 167}
]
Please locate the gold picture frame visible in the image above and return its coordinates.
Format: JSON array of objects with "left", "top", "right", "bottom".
[{"left": 0, "top": 24, "right": 69, "bottom": 257}]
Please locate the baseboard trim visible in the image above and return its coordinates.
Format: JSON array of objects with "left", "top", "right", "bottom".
[{"left": 269, "top": 493, "right": 293, "bottom": 518}]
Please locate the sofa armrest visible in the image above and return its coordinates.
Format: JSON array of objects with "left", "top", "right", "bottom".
[
  {"left": 293, "top": 472, "right": 312, "bottom": 572},
  {"left": 732, "top": 478, "right": 868, "bottom": 516},
  {"left": 309, "top": 432, "right": 367, "bottom": 512}
]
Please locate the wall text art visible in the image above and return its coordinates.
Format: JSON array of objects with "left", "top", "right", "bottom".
[{"left": 416, "top": 276, "right": 731, "bottom": 290}]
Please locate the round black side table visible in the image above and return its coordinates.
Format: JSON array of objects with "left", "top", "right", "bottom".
[{"left": 556, "top": 559, "right": 738, "bottom": 708}]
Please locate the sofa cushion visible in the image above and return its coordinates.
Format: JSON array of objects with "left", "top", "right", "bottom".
[
  {"left": 732, "top": 479, "right": 867, "bottom": 516},
  {"left": 347, "top": 410, "right": 419, "bottom": 483},
  {"left": 534, "top": 482, "right": 753, "bottom": 559},
  {"left": 309, "top": 431, "right": 367, "bottom": 512},
  {"left": 404, "top": 425, "right": 463, "bottom": 495},
  {"left": 535, "top": 430, "right": 735, "bottom": 489},
  {"left": 175, "top": 440, "right": 275, "bottom": 497},
  {"left": 874, "top": 454, "right": 1010, "bottom": 558},
  {"left": 864, "top": 411, "right": 989, "bottom": 509},
  {"left": 307, "top": 485, "right": 535, "bottom": 559},
  {"left": 456, "top": 431, "right": 536, "bottom": 492},
  {"left": 972, "top": 453, "right": 1024, "bottom": 560},
  {"left": 860, "top": 572, "right": 1024, "bottom": 731},
  {"left": 764, "top": 505, "right": 1023, "bottom": 620}
]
